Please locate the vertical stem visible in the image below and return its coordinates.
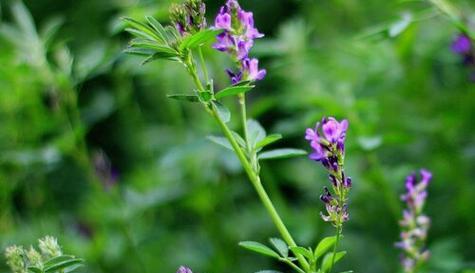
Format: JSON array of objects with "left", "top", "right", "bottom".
[
  {"left": 328, "top": 225, "right": 342, "bottom": 273},
  {"left": 238, "top": 94, "right": 250, "bottom": 151},
  {"left": 185, "top": 55, "right": 309, "bottom": 271},
  {"left": 198, "top": 47, "right": 209, "bottom": 84},
  {"left": 211, "top": 108, "right": 309, "bottom": 271}
]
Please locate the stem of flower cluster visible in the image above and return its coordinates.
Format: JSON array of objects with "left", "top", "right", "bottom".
[
  {"left": 184, "top": 56, "right": 309, "bottom": 271},
  {"left": 329, "top": 225, "right": 342, "bottom": 273}
]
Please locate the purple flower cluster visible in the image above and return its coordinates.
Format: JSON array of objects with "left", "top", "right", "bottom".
[
  {"left": 177, "top": 266, "right": 193, "bottom": 273},
  {"left": 306, "top": 117, "right": 351, "bottom": 226},
  {"left": 396, "top": 170, "right": 432, "bottom": 273},
  {"left": 213, "top": 0, "right": 266, "bottom": 84}
]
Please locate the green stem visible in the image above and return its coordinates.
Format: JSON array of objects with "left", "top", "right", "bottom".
[
  {"left": 185, "top": 55, "right": 309, "bottom": 271},
  {"left": 211, "top": 107, "right": 309, "bottom": 271},
  {"left": 281, "top": 258, "right": 306, "bottom": 273},
  {"left": 198, "top": 47, "right": 209, "bottom": 84},
  {"left": 328, "top": 225, "right": 342, "bottom": 273}
]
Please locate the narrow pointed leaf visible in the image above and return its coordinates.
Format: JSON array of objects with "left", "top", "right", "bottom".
[
  {"left": 167, "top": 94, "right": 199, "bottom": 102},
  {"left": 44, "top": 256, "right": 83, "bottom": 273},
  {"left": 207, "top": 136, "right": 232, "bottom": 150},
  {"left": 239, "top": 241, "right": 280, "bottom": 259},
  {"left": 215, "top": 85, "right": 255, "bottom": 99},
  {"left": 213, "top": 101, "right": 231, "bottom": 123},
  {"left": 145, "top": 16, "right": 168, "bottom": 43},
  {"left": 122, "top": 17, "right": 162, "bottom": 42},
  {"left": 179, "top": 29, "right": 222, "bottom": 51},
  {"left": 315, "top": 236, "right": 337, "bottom": 260},
  {"left": 258, "top": 149, "right": 307, "bottom": 160},
  {"left": 269, "top": 238, "right": 288, "bottom": 258},
  {"left": 289, "top": 246, "right": 314, "bottom": 261},
  {"left": 27, "top": 267, "right": 43, "bottom": 273},
  {"left": 247, "top": 119, "right": 266, "bottom": 149},
  {"left": 321, "top": 251, "right": 346, "bottom": 273},
  {"left": 256, "top": 134, "right": 283, "bottom": 149}
]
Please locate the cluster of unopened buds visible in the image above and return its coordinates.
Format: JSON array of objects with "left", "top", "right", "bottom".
[
  {"left": 170, "top": 0, "right": 207, "bottom": 36},
  {"left": 396, "top": 170, "right": 432, "bottom": 273},
  {"left": 305, "top": 117, "right": 351, "bottom": 227},
  {"left": 213, "top": 0, "right": 266, "bottom": 84}
]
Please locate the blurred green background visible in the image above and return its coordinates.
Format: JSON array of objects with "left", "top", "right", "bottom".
[{"left": 1, "top": 0, "right": 475, "bottom": 272}]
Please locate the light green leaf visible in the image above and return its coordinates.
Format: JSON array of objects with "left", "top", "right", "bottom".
[
  {"left": 321, "top": 251, "right": 346, "bottom": 273},
  {"left": 145, "top": 16, "right": 168, "bottom": 43},
  {"left": 239, "top": 241, "right": 280, "bottom": 259},
  {"left": 44, "top": 256, "right": 83, "bottom": 273},
  {"left": 213, "top": 101, "right": 231, "bottom": 123},
  {"left": 256, "top": 134, "right": 283, "bottom": 149},
  {"left": 215, "top": 85, "right": 255, "bottom": 99},
  {"left": 167, "top": 94, "right": 199, "bottom": 102},
  {"left": 289, "top": 246, "right": 314, "bottom": 261},
  {"left": 27, "top": 267, "right": 43, "bottom": 273},
  {"left": 129, "top": 39, "right": 178, "bottom": 55},
  {"left": 315, "top": 236, "right": 337, "bottom": 260},
  {"left": 122, "top": 17, "right": 162, "bottom": 42},
  {"left": 269, "top": 238, "right": 288, "bottom": 258},
  {"left": 258, "top": 149, "right": 307, "bottom": 160},
  {"left": 179, "top": 29, "right": 222, "bottom": 51},
  {"left": 11, "top": 1, "right": 38, "bottom": 41},
  {"left": 255, "top": 271, "right": 283, "bottom": 273},
  {"left": 247, "top": 119, "right": 266, "bottom": 149},
  {"left": 388, "top": 13, "right": 412, "bottom": 37},
  {"left": 207, "top": 136, "right": 232, "bottom": 150},
  {"left": 231, "top": 131, "right": 247, "bottom": 149}
]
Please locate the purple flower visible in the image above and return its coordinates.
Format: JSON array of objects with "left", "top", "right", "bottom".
[
  {"left": 177, "top": 266, "right": 193, "bottom": 273},
  {"left": 213, "top": 0, "right": 265, "bottom": 84},
  {"left": 306, "top": 117, "right": 351, "bottom": 227},
  {"left": 452, "top": 34, "right": 472, "bottom": 54},
  {"left": 242, "top": 58, "right": 266, "bottom": 81},
  {"left": 396, "top": 169, "right": 432, "bottom": 273}
]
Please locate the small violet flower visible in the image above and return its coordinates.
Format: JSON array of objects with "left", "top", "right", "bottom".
[
  {"left": 213, "top": 0, "right": 266, "bottom": 84},
  {"left": 452, "top": 34, "right": 472, "bottom": 55},
  {"left": 306, "top": 117, "right": 351, "bottom": 227},
  {"left": 396, "top": 169, "right": 432, "bottom": 273},
  {"left": 177, "top": 266, "right": 193, "bottom": 273}
]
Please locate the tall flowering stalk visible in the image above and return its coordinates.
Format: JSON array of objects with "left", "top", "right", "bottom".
[
  {"left": 123, "top": 1, "right": 353, "bottom": 272},
  {"left": 396, "top": 170, "right": 432, "bottom": 273},
  {"left": 306, "top": 117, "right": 351, "bottom": 272}
]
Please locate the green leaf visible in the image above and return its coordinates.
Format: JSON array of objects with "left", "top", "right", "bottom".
[
  {"left": 122, "top": 17, "right": 162, "bottom": 42},
  {"left": 145, "top": 16, "right": 168, "bottom": 43},
  {"left": 43, "top": 255, "right": 83, "bottom": 273},
  {"left": 129, "top": 39, "right": 178, "bottom": 55},
  {"left": 256, "top": 134, "right": 283, "bottom": 149},
  {"left": 231, "top": 131, "right": 247, "bottom": 149},
  {"left": 289, "top": 246, "right": 314, "bottom": 261},
  {"left": 255, "top": 271, "right": 283, "bottom": 273},
  {"left": 239, "top": 241, "right": 280, "bottom": 259},
  {"left": 215, "top": 85, "right": 255, "bottom": 99},
  {"left": 258, "top": 149, "right": 307, "bottom": 160},
  {"left": 337, "top": 271, "right": 353, "bottom": 273},
  {"left": 269, "top": 238, "right": 288, "bottom": 258},
  {"left": 207, "top": 136, "right": 232, "bottom": 150},
  {"left": 321, "top": 251, "right": 346, "bottom": 273},
  {"left": 315, "top": 236, "right": 337, "bottom": 260},
  {"left": 247, "top": 119, "right": 266, "bottom": 149},
  {"left": 167, "top": 94, "right": 199, "bottom": 102},
  {"left": 388, "top": 13, "right": 412, "bottom": 37},
  {"left": 179, "top": 29, "right": 222, "bottom": 51},
  {"left": 213, "top": 101, "right": 231, "bottom": 123},
  {"left": 27, "top": 267, "right": 43, "bottom": 273}
]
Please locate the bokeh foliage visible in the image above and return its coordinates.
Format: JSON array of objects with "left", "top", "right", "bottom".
[{"left": 1, "top": 0, "right": 475, "bottom": 273}]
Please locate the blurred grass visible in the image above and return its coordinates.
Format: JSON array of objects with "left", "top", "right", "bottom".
[{"left": 1, "top": 0, "right": 475, "bottom": 273}]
